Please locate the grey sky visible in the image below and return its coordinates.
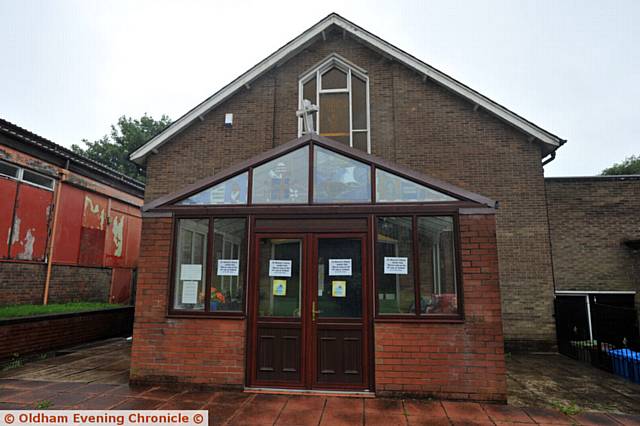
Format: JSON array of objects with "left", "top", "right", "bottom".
[{"left": 1, "top": 0, "right": 638, "bottom": 176}]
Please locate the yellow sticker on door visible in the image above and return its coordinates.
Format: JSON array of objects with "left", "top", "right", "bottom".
[
  {"left": 332, "top": 280, "right": 346, "bottom": 297},
  {"left": 273, "top": 279, "right": 287, "bottom": 296}
]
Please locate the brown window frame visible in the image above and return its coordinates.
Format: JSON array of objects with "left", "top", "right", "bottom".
[
  {"left": 374, "top": 213, "right": 464, "bottom": 322},
  {"left": 168, "top": 214, "right": 249, "bottom": 319}
]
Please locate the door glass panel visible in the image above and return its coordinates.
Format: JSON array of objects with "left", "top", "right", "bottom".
[
  {"left": 258, "top": 238, "right": 302, "bottom": 318},
  {"left": 177, "top": 172, "right": 248, "bottom": 205},
  {"left": 252, "top": 147, "right": 309, "bottom": 204},
  {"left": 317, "top": 238, "right": 362, "bottom": 318},
  {"left": 314, "top": 146, "right": 371, "bottom": 203}
]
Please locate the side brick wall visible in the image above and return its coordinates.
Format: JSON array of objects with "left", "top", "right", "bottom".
[
  {"left": 0, "top": 263, "right": 112, "bottom": 306},
  {"left": 129, "top": 217, "right": 245, "bottom": 388},
  {"left": 375, "top": 213, "right": 507, "bottom": 402},
  {"left": 546, "top": 177, "right": 640, "bottom": 314}
]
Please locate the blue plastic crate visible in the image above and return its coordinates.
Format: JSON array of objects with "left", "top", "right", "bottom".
[{"left": 609, "top": 348, "right": 640, "bottom": 384}]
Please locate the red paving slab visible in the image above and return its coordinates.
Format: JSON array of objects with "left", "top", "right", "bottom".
[
  {"left": 442, "top": 401, "right": 492, "bottom": 424},
  {"left": 275, "top": 396, "right": 325, "bottom": 425},
  {"left": 483, "top": 403, "right": 535, "bottom": 423},
  {"left": 1, "top": 379, "right": 640, "bottom": 425}
]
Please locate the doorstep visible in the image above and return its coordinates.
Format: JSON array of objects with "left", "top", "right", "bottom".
[{"left": 244, "top": 387, "right": 375, "bottom": 398}]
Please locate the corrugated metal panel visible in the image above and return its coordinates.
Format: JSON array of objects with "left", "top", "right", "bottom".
[
  {"left": 110, "top": 267, "right": 132, "bottom": 304},
  {"left": 104, "top": 209, "right": 127, "bottom": 268},
  {"left": 78, "top": 193, "right": 108, "bottom": 266},
  {"left": 9, "top": 184, "right": 53, "bottom": 261},
  {"left": 51, "top": 184, "right": 84, "bottom": 264},
  {"left": 125, "top": 215, "right": 141, "bottom": 268},
  {"left": 0, "top": 178, "right": 18, "bottom": 258}
]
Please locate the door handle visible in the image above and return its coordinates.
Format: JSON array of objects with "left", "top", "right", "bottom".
[{"left": 312, "top": 301, "right": 321, "bottom": 322}]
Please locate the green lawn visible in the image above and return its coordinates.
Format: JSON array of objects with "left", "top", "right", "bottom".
[{"left": 0, "top": 302, "right": 122, "bottom": 319}]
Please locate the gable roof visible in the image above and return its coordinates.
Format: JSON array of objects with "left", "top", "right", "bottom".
[
  {"left": 130, "top": 13, "right": 565, "bottom": 164},
  {"left": 144, "top": 133, "right": 497, "bottom": 212}
]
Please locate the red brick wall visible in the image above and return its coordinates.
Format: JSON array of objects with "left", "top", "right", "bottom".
[
  {"left": 142, "top": 30, "right": 555, "bottom": 350},
  {"left": 375, "top": 213, "right": 506, "bottom": 402},
  {"left": 0, "top": 307, "right": 133, "bottom": 360},
  {"left": 0, "top": 263, "right": 113, "bottom": 307},
  {"left": 129, "top": 217, "right": 245, "bottom": 388}
]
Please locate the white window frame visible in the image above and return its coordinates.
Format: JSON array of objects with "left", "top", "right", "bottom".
[
  {"left": 0, "top": 159, "right": 55, "bottom": 191},
  {"left": 298, "top": 54, "right": 371, "bottom": 153}
]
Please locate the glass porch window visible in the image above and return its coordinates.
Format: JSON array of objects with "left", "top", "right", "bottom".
[
  {"left": 313, "top": 146, "right": 371, "bottom": 203},
  {"left": 252, "top": 146, "right": 309, "bottom": 204},
  {"left": 417, "top": 216, "right": 458, "bottom": 315},
  {"left": 375, "top": 215, "right": 460, "bottom": 317},
  {"left": 211, "top": 218, "right": 246, "bottom": 312},
  {"left": 258, "top": 238, "right": 303, "bottom": 317},
  {"left": 178, "top": 172, "right": 248, "bottom": 205},
  {"left": 376, "top": 169, "right": 457, "bottom": 203},
  {"left": 174, "top": 218, "right": 209, "bottom": 311},
  {"left": 376, "top": 217, "right": 415, "bottom": 314}
]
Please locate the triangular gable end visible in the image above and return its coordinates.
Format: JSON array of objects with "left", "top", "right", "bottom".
[
  {"left": 130, "top": 13, "right": 565, "bottom": 165},
  {"left": 144, "top": 134, "right": 496, "bottom": 212}
]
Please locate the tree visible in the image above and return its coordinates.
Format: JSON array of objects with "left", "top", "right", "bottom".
[
  {"left": 72, "top": 114, "right": 171, "bottom": 182},
  {"left": 601, "top": 155, "right": 640, "bottom": 176}
]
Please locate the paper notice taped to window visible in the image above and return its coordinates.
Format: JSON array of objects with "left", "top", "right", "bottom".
[
  {"left": 273, "top": 279, "right": 287, "bottom": 296},
  {"left": 332, "top": 280, "right": 346, "bottom": 297},
  {"left": 181, "top": 281, "right": 199, "bottom": 304}
]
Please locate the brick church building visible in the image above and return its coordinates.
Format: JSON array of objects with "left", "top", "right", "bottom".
[{"left": 128, "top": 14, "right": 639, "bottom": 401}]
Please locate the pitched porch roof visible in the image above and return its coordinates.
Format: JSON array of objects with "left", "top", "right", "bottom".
[{"left": 144, "top": 133, "right": 497, "bottom": 212}]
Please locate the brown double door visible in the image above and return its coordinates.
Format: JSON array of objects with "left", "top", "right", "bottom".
[{"left": 248, "top": 232, "right": 370, "bottom": 391}]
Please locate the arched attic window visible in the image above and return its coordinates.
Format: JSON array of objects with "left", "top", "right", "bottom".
[{"left": 298, "top": 55, "right": 370, "bottom": 153}]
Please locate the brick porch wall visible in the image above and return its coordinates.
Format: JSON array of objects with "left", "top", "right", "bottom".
[
  {"left": 375, "top": 213, "right": 507, "bottom": 402},
  {"left": 129, "top": 217, "right": 245, "bottom": 388}
]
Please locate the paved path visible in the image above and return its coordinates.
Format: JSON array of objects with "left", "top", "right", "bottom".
[
  {"left": 2, "top": 379, "right": 640, "bottom": 425},
  {"left": 2, "top": 339, "right": 640, "bottom": 424}
]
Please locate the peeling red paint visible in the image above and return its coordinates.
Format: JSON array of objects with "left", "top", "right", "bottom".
[
  {"left": 9, "top": 183, "right": 53, "bottom": 261},
  {"left": 0, "top": 178, "right": 18, "bottom": 258}
]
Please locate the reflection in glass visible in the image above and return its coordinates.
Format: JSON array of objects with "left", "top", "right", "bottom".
[
  {"left": 319, "top": 93, "right": 350, "bottom": 145},
  {"left": 317, "top": 238, "right": 362, "bottom": 318},
  {"left": 211, "top": 218, "right": 246, "bottom": 312},
  {"left": 376, "top": 169, "right": 457, "bottom": 203},
  {"left": 174, "top": 218, "right": 208, "bottom": 311},
  {"left": 313, "top": 146, "right": 371, "bottom": 203},
  {"left": 252, "top": 147, "right": 309, "bottom": 204},
  {"left": 417, "top": 216, "right": 458, "bottom": 315},
  {"left": 178, "top": 172, "right": 248, "bottom": 205},
  {"left": 376, "top": 217, "right": 415, "bottom": 314},
  {"left": 258, "top": 239, "right": 302, "bottom": 317}
]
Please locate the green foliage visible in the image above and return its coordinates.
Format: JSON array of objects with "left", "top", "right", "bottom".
[
  {"left": 2, "top": 354, "right": 23, "bottom": 371},
  {"left": 601, "top": 155, "right": 640, "bottom": 176},
  {"left": 0, "top": 302, "right": 121, "bottom": 319},
  {"left": 552, "top": 401, "right": 581, "bottom": 416},
  {"left": 71, "top": 114, "right": 171, "bottom": 182},
  {"left": 34, "top": 400, "right": 53, "bottom": 409}
]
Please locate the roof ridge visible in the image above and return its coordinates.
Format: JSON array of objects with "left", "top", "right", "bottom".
[{"left": 0, "top": 117, "right": 145, "bottom": 190}]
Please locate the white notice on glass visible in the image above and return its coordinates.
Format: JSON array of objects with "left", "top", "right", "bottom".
[
  {"left": 329, "top": 259, "right": 352, "bottom": 276},
  {"left": 181, "top": 281, "right": 198, "bottom": 304},
  {"left": 384, "top": 257, "right": 408, "bottom": 274},
  {"left": 269, "top": 260, "right": 292, "bottom": 277},
  {"left": 180, "top": 264, "right": 202, "bottom": 280},
  {"left": 217, "top": 259, "right": 240, "bottom": 276}
]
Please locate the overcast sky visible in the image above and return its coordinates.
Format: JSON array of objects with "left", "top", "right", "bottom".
[{"left": 1, "top": 0, "right": 638, "bottom": 176}]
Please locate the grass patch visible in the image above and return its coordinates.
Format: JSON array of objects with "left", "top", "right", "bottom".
[
  {"left": 34, "top": 400, "right": 53, "bottom": 409},
  {"left": 0, "top": 302, "right": 122, "bottom": 319},
  {"left": 552, "top": 401, "right": 581, "bottom": 416}
]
